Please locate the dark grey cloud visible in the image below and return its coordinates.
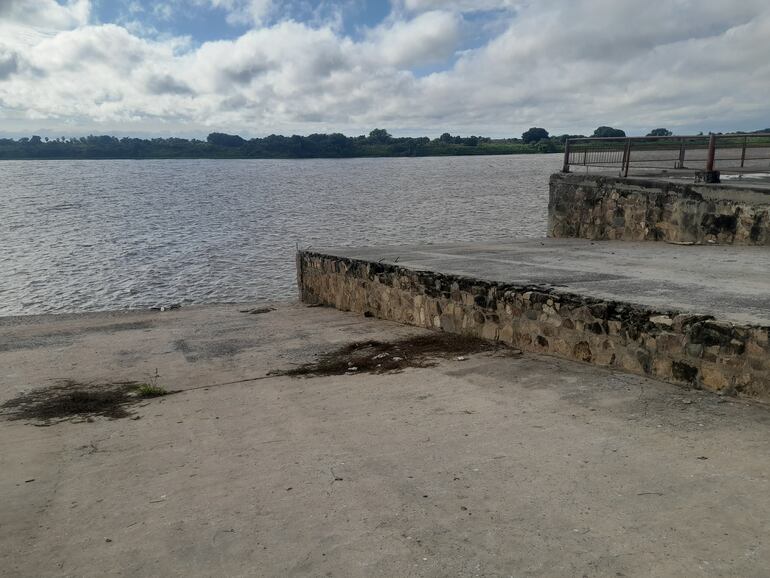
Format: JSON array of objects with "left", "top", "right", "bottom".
[
  {"left": 146, "top": 74, "right": 195, "bottom": 96},
  {"left": 221, "top": 61, "right": 272, "bottom": 85},
  {"left": 0, "top": 50, "right": 19, "bottom": 80}
]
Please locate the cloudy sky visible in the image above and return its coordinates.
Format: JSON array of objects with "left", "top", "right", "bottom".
[{"left": 1, "top": 0, "right": 769, "bottom": 138}]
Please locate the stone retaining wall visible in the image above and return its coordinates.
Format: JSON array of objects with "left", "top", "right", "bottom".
[
  {"left": 298, "top": 251, "right": 770, "bottom": 399},
  {"left": 549, "top": 172, "right": 770, "bottom": 244}
]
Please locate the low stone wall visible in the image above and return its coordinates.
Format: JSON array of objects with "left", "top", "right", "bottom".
[
  {"left": 298, "top": 251, "right": 770, "bottom": 399},
  {"left": 549, "top": 173, "right": 770, "bottom": 244}
]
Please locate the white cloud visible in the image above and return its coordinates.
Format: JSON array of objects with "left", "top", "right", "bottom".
[
  {"left": 365, "top": 10, "right": 461, "bottom": 68},
  {"left": 0, "top": 0, "right": 90, "bottom": 29},
  {"left": 427, "top": 0, "right": 770, "bottom": 132},
  {"left": 1, "top": 0, "right": 769, "bottom": 137}
]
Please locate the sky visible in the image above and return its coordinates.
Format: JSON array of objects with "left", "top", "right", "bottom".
[{"left": 0, "top": 0, "right": 769, "bottom": 138}]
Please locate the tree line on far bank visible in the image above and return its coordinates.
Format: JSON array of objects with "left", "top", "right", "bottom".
[
  {"left": 3, "top": 126, "right": 768, "bottom": 160},
  {"left": 0, "top": 129, "right": 556, "bottom": 160}
]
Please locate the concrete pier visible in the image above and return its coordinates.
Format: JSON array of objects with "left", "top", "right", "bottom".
[
  {"left": 550, "top": 172, "right": 770, "bottom": 245},
  {"left": 297, "top": 238, "right": 770, "bottom": 399},
  {"left": 299, "top": 239, "right": 770, "bottom": 325}
]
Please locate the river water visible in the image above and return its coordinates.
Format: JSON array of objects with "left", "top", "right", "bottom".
[{"left": 0, "top": 154, "right": 562, "bottom": 316}]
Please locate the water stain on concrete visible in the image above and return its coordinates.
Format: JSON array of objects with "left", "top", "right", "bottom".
[
  {"left": 1, "top": 380, "right": 143, "bottom": 423},
  {"left": 0, "top": 320, "right": 154, "bottom": 353},
  {"left": 276, "top": 333, "right": 520, "bottom": 377},
  {"left": 173, "top": 338, "right": 258, "bottom": 362}
]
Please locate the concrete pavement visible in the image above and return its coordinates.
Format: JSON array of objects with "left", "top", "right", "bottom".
[{"left": 2, "top": 303, "right": 770, "bottom": 577}]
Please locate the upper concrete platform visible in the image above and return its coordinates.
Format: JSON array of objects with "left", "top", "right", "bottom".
[
  {"left": 317, "top": 238, "right": 770, "bottom": 326},
  {"left": 582, "top": 169, "right": 770, "bottom": 191}
]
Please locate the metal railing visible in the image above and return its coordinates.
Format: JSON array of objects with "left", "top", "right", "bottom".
[{"left": 562, "top": 133, "right": 770, "bottom": 182}]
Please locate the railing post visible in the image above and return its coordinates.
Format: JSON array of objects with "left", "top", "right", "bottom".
[
  {"left": 622, "top": 138, "right": 632, "bottom": 177},
  {"left": 705, "top": 133, "right": 719, "bottom": 183},
  {"left": 706, "top": 134, "right": 716, "bottom": 172},
  {"left": 562, "top": 139, "right": 571, "bottom": 173},
  {"left": 678, "top": 137, "right": 686, "bottom": 169},
  {"left": 740, "top": 135, "right": 747, "bottom": 168}
]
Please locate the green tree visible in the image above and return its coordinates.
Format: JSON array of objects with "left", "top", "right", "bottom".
[
  {"left": 593, "top": 126, "right": 626, "bottom": 138},
  {"left": 647, "top": 128, "right": 673, "bottom": 137},
  {"left": 553, "top": 134, "right": 586, "bottom": 143},
  {"left": 536, "top": 140, "right": 558, "bottom": 153},
  {"left": 207, "top": 132, "right": 245, "bottom": 147},
  {"left": 367, "top": 128, "right": 392, "bottom": 144},
  {"left": 521, "top": 127, "right": 549, "bottom": 143}
]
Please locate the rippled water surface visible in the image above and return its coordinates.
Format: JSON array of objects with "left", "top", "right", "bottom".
[{"left": 1, "top": 155, "right": 561, "bottom": 315}]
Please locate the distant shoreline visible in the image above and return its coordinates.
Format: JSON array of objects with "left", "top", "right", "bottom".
[
  {"left": 0, "top": 150, "right": 562, "bottom": 161},
  {"left": 0, "top": 130, "right": 565, "bottom": 160}
]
